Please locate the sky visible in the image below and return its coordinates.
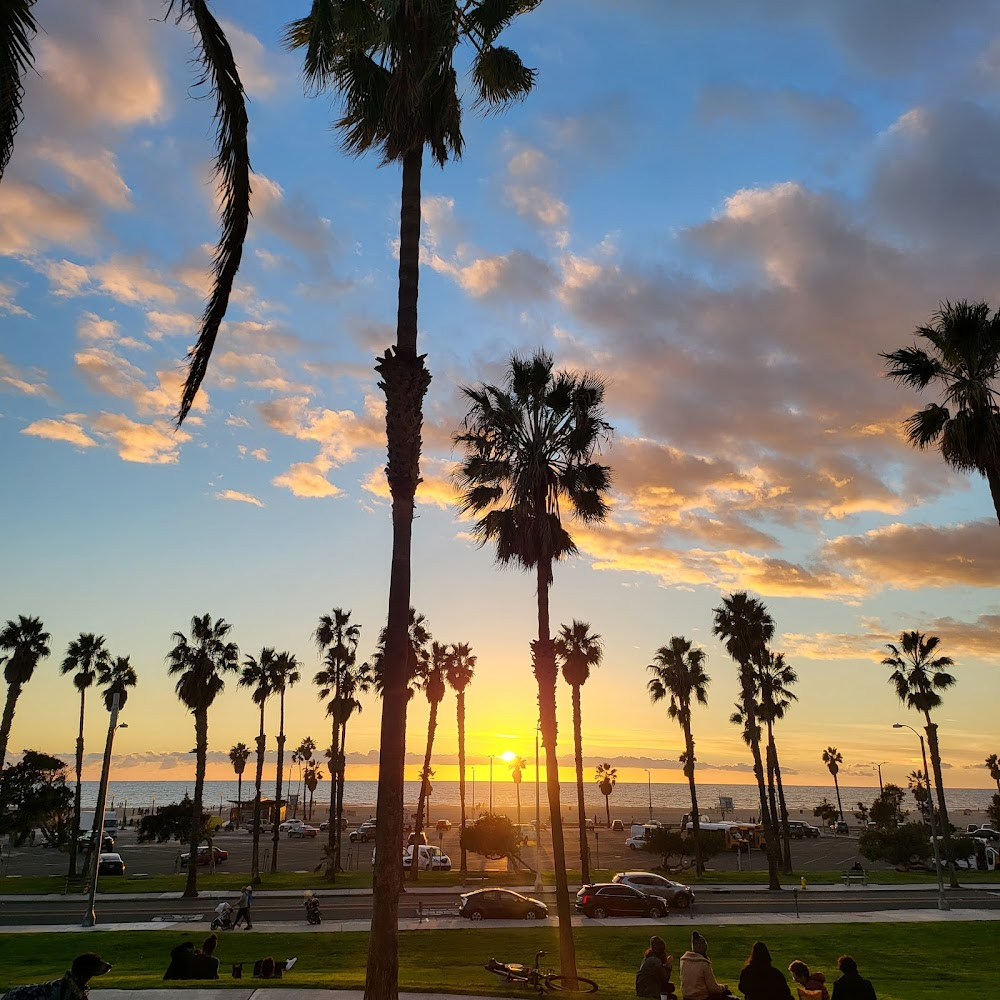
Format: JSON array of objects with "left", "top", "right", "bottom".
[{"left": 2, "top": 0, "right": 1000, "bottom": 797}]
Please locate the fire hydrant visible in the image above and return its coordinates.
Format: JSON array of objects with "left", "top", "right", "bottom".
[{"left": 800, "top": 875, "right": 807, "bottom": 890}]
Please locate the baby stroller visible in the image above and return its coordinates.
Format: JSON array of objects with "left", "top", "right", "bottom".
[
  {"left": 211, "top": 900, "right": 236, "bottom": 930},
  {"left": 303, "top": 891, "right": 322, "bottom": 925}
]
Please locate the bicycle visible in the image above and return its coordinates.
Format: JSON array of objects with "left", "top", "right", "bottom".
[{"left": 485, "top": 950, "right": 598, "bottom": 994}]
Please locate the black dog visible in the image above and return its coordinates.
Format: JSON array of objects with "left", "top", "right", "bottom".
[{"left": 3, "top": 953, "right": 113, "bottom": 1000}]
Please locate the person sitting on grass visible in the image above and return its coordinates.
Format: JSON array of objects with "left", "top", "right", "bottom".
[
  {"left": 831, "top": 957, "right": 877, "bottom": 1000},
  {"left": 163, "top": 942, "right": 196, "bottom": 981},
  {"left": 679, "top": 932, "right": 731, "bottom": 1000},
  {"left": 788, "top": 961, "right": 829, "bottom": 1000},
  {"left": 737, "top": 942, "right": 792, "bottom": 1000},
  {"left": 1, "top": 953, "right": 112, "bottom": 1000},
  {"left": 636, "top": 935, "right": 675, "bottom": 998},
  {"left": 190, "top": 935, "right": 220, "bottom": 980}
]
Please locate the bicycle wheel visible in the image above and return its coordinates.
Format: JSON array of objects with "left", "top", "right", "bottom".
[{"left": 544, "top": 974, "right": 598, "bottom": 993}]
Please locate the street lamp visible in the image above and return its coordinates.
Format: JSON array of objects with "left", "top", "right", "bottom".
[
  {"left": 489, "top": 755, "right": 493, "bottom": 814},
  {"left": 871, "top": 761, "right": 887, "bottom": 795},
  {"left": 893, "top": 723, "right": 948, "bottom": 911},
  {"left": 470, "top": 765, "right": 475, "bottom": 815},
  {"left": 644, "top": 768, "right": 653, "bottom": 821},
  {"left": 83, "top": 695, "right": 127, "bottom": 926}
]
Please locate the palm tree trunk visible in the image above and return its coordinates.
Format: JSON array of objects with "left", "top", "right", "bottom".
[
  {"left": 184, "top": 708, "right": 207, "bottom": 898},
  {"left": 683, "top": 723, "right": 704, "bottom": 876},
  {"left": 924, "top": 718, "right": 958, "bottom": 889},
  {"left": 458, "top": 691, "right": 468, "bottom": 875},
  {"left": 366, "top": 143, "right": 429, "bottom": 1000},
  {"left": 251, "top": 706, "right": 265, "bottom": 884},
  {"left": 772, "top": 742, "right": 793, "bottom": 873},
  {"left": 69, "top": 690, "right": 86, "bottom": 879},
  {"left": 270, "top": 695, "right": 286, "bottom": 873},
  {"left": 325, "top": 713, "right": 338, "bottom": 881},
  {"left": 570, "top": 684, "right": 589, "bottom": 884},
  {"left": 604, "top": 791, "right": 611, "bottom": 828},
  {"left": 236, "top": 770, "right": 243, "bottom": 815},
  {"left": 0, "top": 683, "right": 22, "bottom": 777},
  {"left": 763, "top": 719, "right": 786, "bottom": 872},
  {"left": 336, "top": 721, "right": 348, "bottom": 872},
  {"left": 832, "top": 772, "right": 844, "bottom": 822},
  {"left": 741, "top": 667, "right": 780, "bottom": 890},
  {"left": 535, "top": 558, "right": 579, "bottom": 980},
  {"left": 412, "top": 701, "right": 439, "bottom": 883},
  {"left": 985, "top": 465, "right": 1000, "bottom": 528}
]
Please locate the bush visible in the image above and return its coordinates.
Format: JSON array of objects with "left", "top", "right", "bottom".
[
  {"left": 459, "top": 814, "right": 524, "bottom": 864},
  {"left": 859, "top": 821, "right": 931, "bottom": 868},
  {"left": 644, "top": 828, "right": 725, "bottom": 873},
  {"left": 813, "top": 799, "right": 838, "bottom": 826},
  {"left": 988, "top": 793, "right": 1000, "bottom": 831}
]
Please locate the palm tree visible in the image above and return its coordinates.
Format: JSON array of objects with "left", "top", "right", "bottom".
[
  {"left": 595, "top": 763, "right": 617, "bottom": 827},
  {"left": 647, "top": 636, "right": 710, "bottom": 875},
  {"left": 881, "top": 301, "right": 1000, "bottom": 525},
  {"left": 759, "top": 651, "right": 798, "bottom": 873},
  {"left": 283, "top": 9, "right": 540, "bottom": 991},
  {"left": 555, "top": 620, "right": 602, "bottom": 885},
  {"left": 269, "top": 651, "right": 301, "bottom": 873},
  {"left": 98, "top": 655, "right": 137, "bottom": 712},
  {"left": 167, "top": 613, "right": 239, "bottom": 897},
  {"left": 304, "top": 761, "right": 322, "bottom": 821},
  {"left": 292, "top": 736, "right": 316, "bottom": 818},
  {"left": 908, "top": 768, "right": 930, "bottom": 817},
  {"left": 986, "top": 754, "right": 1000, "bottom": 796},
  {"left": 821, "top": 747, "right": 844, "bottom": 822},
  {"left": 229, "top": 742, "right": 251, "bottom": 814},
  {"left": 332, "top": 661, "right": 371, "bottom": 860},
  {"left": 456, "top": 350, "right": 612, "bottom": 979},
  {"left": 446, "top": 641, "right": 476, "bottom": 874},
  {"left": 882, "top": 630, "right": 959, "bottom": 887},
  {"left": 60, "top": 633, "right": 110, "bottom": 877},
  {"left": 411, "top": 642, "right": 447, "bottom": 882},
  {"left": 0, "top": 615, "right": 51, "bottom": 772},
  {"left": 508, "top": 755, "right": 526, "bottom": 828},
  {"left": 712, "top": 592, "right": 781, "bottom": 890},
  {"left": 314, "top": 608, "right": 361, "bottom": 882},
  {"left": 238, "top": 647, "right": 275, "bottom": 885}
]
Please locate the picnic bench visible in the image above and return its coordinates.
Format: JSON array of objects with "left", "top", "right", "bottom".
[
  {"left": 416, "top": 901, "right": 458, "bottom": 922},
  {"left": 841, "top": 869, "right": 867, "bottom": 886}
]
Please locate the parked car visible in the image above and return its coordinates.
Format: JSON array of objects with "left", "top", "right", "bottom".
[
  {"left": 78, "top": 832, "right": 115, "bottom": 851},
  {"left": 459, "top": 887, "right": 547, "bottom": 921},
  {"left": 97, "top": 852, "right": 126, "bottom": 876},
  {"left": 611, "top": 819, "right": 624, "bottom": 832},
  {"left": 625, "top": 834, "right": 647, "bottom": 850},
  {"left": 435, "top": 819, "right": 452, "bottom": 831},
  {"left": 350, "top": 821, "right": 377, "bottom": 843},
  {"left": 180, "top": 846, "right": 229, "bottom": 866},
  {"left": 970, "top": 828, "right": 1000, "bottom": 843},
  {"left": 407, "top": 830, "right": 429, "bottom": 846},
  {"left": 787, "top": 821, "right": 821, "bottom": 839},
  {"left": 402, "top": 845, "right": 452, "bottom": 871},
  {"left": 575, "top": 883, "right": 665, "bottom": 919},
  {"left": 833, "top": 821, "right": 850, "bottom": 835},
  {"left": 318, "top": 818, "right": 348, "bottom": 831},
  {"left": 612, "top": 871, "right": 694, "bottom": 909},
  {"left": 279, "top": 819, "right": 307, "bottom": 833},
  {"left": 243, "top": 821, "right": 274, "bottom": 834},
  {"left": 288, "top": 824, "right": 320, "bottom": 839}
]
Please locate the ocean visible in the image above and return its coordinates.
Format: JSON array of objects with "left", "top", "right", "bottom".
[{"left": 83, "top": 779, "right": 996, "bottom": 816}]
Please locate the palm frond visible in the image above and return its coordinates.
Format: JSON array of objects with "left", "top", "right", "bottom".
[
  {"left": 470, "top": 45, "right": 535, "bottom": 111},
  {"left": 172, "top": 0, "right": 251, "bottom": 424},
  {"left": 0, "top": 0, "right": 38, "bottom": 181}
]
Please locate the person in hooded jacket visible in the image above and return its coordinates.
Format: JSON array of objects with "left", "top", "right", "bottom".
[
  {"left": 830, "top": 957, "right": 877, "bottom": 1000},
  {"left": 679, "top": 932, "right": 730, "bottom": 1000},
  {"left": 788, "top": 961, "right": 829, "bottom": 1000},
  {"left": 635, "top": 935, "right": 674, "bottom": 997},
  {"left": 737, "top": 942, "right": 792, "bottom": 1000}
]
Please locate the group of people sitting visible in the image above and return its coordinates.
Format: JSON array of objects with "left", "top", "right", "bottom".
[
  {"left": 163, "top": 936, "right": 222, "bottom": 980},
  {"left": 636, "top": 932, "right": 878, "bottom": 1000}
]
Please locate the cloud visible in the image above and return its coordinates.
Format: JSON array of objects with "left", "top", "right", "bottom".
[
  {"left": 504, "top": 147, "right": 569, "bottom": 238},
  {"left": 362, "top": 458, "right": 458, "bottom": 509},
  {"left": 0, "top": 355, "right": 54, "bottom": 399},
  {"left": 257, "top": 395, "right": 383, "bottom": 465},
  {"left": 21, "top": 417, "right": 96, "bottom": 449},
  {"left": 0, "top": 180, "right": 95, "bottom": 255},
  {"left": 0, "top": 280, "right": 29, "bottom": 316},
  {"left": 33, "top": 141, "right": 133, "bottom": 209},
  {"left": 429, "top": 249, "right": 556, "bottom": 301},
  {"left": 697, "top": 85, "right": 859, "bottom": 130},
  {"left": 90, "top": 413, "right": 191, "bottom": 464},
  {"left": 272, "top": 457, "right": 343, "bottom": 499},
  {"left": 215, "top": 489, "right": 264, "bottom": 508}
]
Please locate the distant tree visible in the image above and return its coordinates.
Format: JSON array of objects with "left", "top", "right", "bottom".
[
  {"left": 229, "top": 743, "right": 251, "bottom": 812},
  {"left": 758, "top": 651, "right": 798, "bottom": 873},
  {"left": 304, "top": 762, "right": 322, "bottom": 821},
  {"left": 645, "top": 828, "right": 725, "bottom": 875},
  {"left": 460, "top": 813, "right": 527, "bottom": 869},
  {"left": 239, "top": 647, "right": 275, "bottom": 884},
  {"left": 822, "top": 747, "right": 844, "bottom": 821},
  {"left": 984, "top": 753, "right": 1000, "bottom": 796},
  {"left": 556, "top": 619, "right": 602, "bottom": 884},
  {"left": 412, "top": 642, "right": 447, "bottom": 882},
  {"left": 0, "top": 615, "right": 51, "bottom": 772},
  {"left": 138, "top": 796, "right": 203, "bottom": 844},
  {"left": 869, "top": 783, "right": 908, "bottom": 829},
  {"left": 446, "top": 641, "right": 476, "bottom": 874},
  {"left": 291, "top": 736, "right": 316, "bottom": 818},
  {"left": 907, "top": 769, "right": 931, "bottom": 818},
  {"left": 987, "top": 793, "right": 1000, "bottom": 831},
  {"left": 853, "top": 801, "right": 870, "bottom": 825},
  {"left": 269, "top": 651, "right": 301, "bottom": 873},
  {"left": 508, "top": 754, "right": 527, "bottom": 828},
  {"left": 0, "top": 750, "right": 73, "bottom": 847},
  {"left": 813, "top": 799, "right": 839, "bottom": 826},
  {"left": 331, "top": 661, "right": 371, "bottom": 863},
  {"left": 595, "top": 763, "right": 617, "bottom": 827},
  {"left": 859, "top": 822, "right": 931, "bottom": 869}
]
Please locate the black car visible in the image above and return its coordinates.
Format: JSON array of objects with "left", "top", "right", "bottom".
[
  {"left": 970, "top": 828, "right": 1000, "bottom": 843},
  {"left": 97, "top": 852, "right": 126, "bottom": 876},
  {"left": 459, "top": 888, "right": 548, "bottom": 921},
  {"left": 575, "top": 882, "right": 665, "bottom": 919}
]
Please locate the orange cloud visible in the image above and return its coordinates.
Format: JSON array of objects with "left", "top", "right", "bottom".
[
  {"left": 272, "top": 458, "right": 343, "bottom": 499},
  {"left": 22, "top": 417, "right": 96, "bottom": 449},
  {"left": 91, "top": 413, "right": 190, "bottom": 464},
  {"left": 215, "top": 489, "right": 264, "bottom": 508}
]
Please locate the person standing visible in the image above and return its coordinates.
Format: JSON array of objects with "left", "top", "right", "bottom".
[
  {"left": 737, "top": 942, "right": 792, "bottom": 1000},
  {"left": 679, "top": 932, "right": 730, "bottom": 1000},
  {"left": 831, "top": 957, "right": 877, "bottom": 1000},
  {"left": 233, "top": 885, "right": 254, "bottom": 930},
  {"left": 636, "top": 935, "right": 674, "bottom": 998}
]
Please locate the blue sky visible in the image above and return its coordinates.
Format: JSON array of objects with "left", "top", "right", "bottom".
[{"left": 2, "top": 0, "right": 1000, "bottom": 794}]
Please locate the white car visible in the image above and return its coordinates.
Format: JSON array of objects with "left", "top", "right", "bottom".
[
  {"left": 625, "top": 835, "right": 647, "bottom": 850},
  {"left": 403, "top": 845, "right": 452, "bottom": 871},
  {"left": 278, "top": 819, "right": 306, "bottom": 833}
]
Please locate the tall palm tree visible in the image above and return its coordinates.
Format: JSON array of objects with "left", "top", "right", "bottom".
[
  {"left": 0, "top": 615, "right": 51, "bottom": 772},
  {"left": 60, "top": 633, "right": 110, "bottom": 878},
  {"left": 314, "top": 608, "right": 361, "bottom": 882},
  {"left": 882, "top": 630, "right": 959, "bottom": 887},
  {"left": 229, "top": 742, "right": 251, "bottom": 814},
  {"left": 2, "top": 4, "right": 251, "bottom": 429},
  {"left": 712, "top": 592, "right": 781, "bottom": 890},
  {"left": 304, "top": 761, "right": 322, "bottom": 821},
  {"left": 456, "top": 350, "right": 612, "bottom": 979},
  {"left": 647, "top": 636, "right": 710, "bottom": 875},
  {"left": 411, "top": 642, "right": 447, "bottom": 882},
  {"left": 555, "top": 619, "right": 602, "bottom": 885},
  {"left": 986, "top": 753, "right": 1000, "bottom": 796},
  {"left": 284, "top": 9, "right": 540, "bottom": 992},
  {"left": 167, "top": 613, "right": 239, "bottom": 897},
  {"left": 508, "top": 755, "right": 526, "bottom": 828},
  {"left": 882, "top": 300, "right": 1000, "bottom": 525},
  {"left": 595, "top": 763, "right": 617, "bottom": 827},
  {"left": 821, "top": 747, "right": 844, "bottom": 821},
  {"left": 98, "top": 655, "right": 137, "bottom": 712},
  {"left": 759, "top": 651, "right": 798, "bottom": 873},
  {"left": 238, "top": 647, "right": 276, "bottom": 885},
  {"left": 446, "top": 641, "right": 476, "bottom": 874},
  {"left": 332, "top": 661, "right": 371, "bottom": 864},
  {"left": 269, "top": 651, "right": 301, "bottom": 873}
]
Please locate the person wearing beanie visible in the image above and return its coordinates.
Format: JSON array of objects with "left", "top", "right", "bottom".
[
  {"left": 635, "top": 935, "right": 675, "bottom": 998},
  {"left": 680, "top": 932, "right": 730, "bottom": 999},
  {"left": 737, "top": 942, "right": 792, "bottom": 1000},
  {"left": 789, "top": 961, "right": 829, "bottom": 1000}
]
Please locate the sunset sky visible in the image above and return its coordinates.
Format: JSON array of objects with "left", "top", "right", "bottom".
[{"left": 3, "top": 0, "right": 1000, "bottom": 795}]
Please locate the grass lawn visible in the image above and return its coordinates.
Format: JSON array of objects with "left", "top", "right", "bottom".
[{"left": 0, "top": 923, "right": 991, "bottom": 999}]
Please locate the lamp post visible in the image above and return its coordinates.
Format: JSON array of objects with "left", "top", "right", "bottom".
[
  {"left": 872, "top": 761, "right": 887, "bottom": 795},
  {"left": 644, "top": 768, "right": 653, "bottom": 821},
  {"left": 489, "top": 756, "right": 493, "bottom": 815},
  {"left": 471, "top": 765, "right": 475, "bottom": 815},
  {"left": 893, "top": 723, "right": 948, "bottom": 911},
  {"left": 534, "top": 720, "right": 542, "bottom": 893},
  {"left": 83, "top": 695, "right": 126, "bottom": 927}
]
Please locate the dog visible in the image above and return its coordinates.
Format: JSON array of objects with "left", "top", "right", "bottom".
[{"left": 2, "top": 953, "right": 112, "bottom": 1000}]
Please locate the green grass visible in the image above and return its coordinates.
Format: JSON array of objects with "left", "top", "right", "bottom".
[{"left": 0, "top": 924, "right": 993, "bottom": 999}]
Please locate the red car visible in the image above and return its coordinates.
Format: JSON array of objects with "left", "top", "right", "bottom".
[{"left": 180, "top": 846, "right": 229, "bottom": 866}]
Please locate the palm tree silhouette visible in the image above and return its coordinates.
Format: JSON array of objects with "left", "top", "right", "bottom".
[
  {"left": 555, "top": 620, "right": 603, "bottom": 884},
  {"left": 446, "top": 641, "right": 476, "bottom": 874},
  {"left": 331, "top": 661, "right": 371, "bottom": 864},
  {"left": 239, "top": 647, "right": 275, "bottom": 885},
  {"left": 167, "top": 613, "right": 239, "bottom": 898},
  {"left": 986, "top": 754, "right": 1000, "bottom": 795},
  {"left": 759, "top": 652, "right": 798, "bottom": 873},
  {"left": 595, "top": 763, "right": 617, "bottom": 828},
  {"left": 647, "top": 636, "right": 710, "bottom": 875},
  {"left": 907, "top": 768, "right": 930, "bottom": 817},
  {"left": 229, "top": 742, "right": 251, "bottom": 816},
  {"left": 269, "top": 651, "right": 301, "bottom": 873},
  {"left": 291, "top": 736, "right": 316, "bottom": 819},
  {"left": 61, "top": 633, "right": 110, "bottom": 878},
  {"left": 99, "top": 655, "right": 137, "bottom": 713},
  {"left": 713, "top": 592, "right": 781, "bottom": 890},
  {"left": 882, "top": 300, "right": 1000, "bottom": 524},
  {"left": 509, "top": 755, "right": 527, "bottom": 829},
  {"left": 412, "top": 642, "right": 447, "bottom": 882},
  {"left": 882, "top": 630, "right": 958, "bottom": 887},
  {"left": 456, "top": 350, "right": 612, "bottom": 979},
  {"left": 283, "top": 9, "right": 540, "bottom": 990},
  {"left": 822, "top": 747, "right": 844, "bottom": 823},
  {"left": 0, "top": 615, "right": 51, "bottom": 773}
]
